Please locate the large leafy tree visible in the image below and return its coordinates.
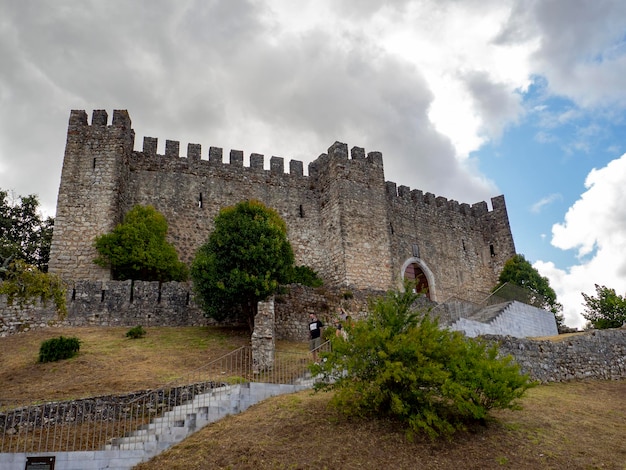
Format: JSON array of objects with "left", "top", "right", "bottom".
[
  {"left": 0, "top": 190, "right": 54, "bottom": 272},
  {"left": 582, "top": 284, "right": 626, "bottom": 329},
  {"left": 312, "top": 287, "right": 533, "bottom": 439},
  {"left": 191, "top": 200, "right": 295, "bottom": 331},
  {"left": 493, "top": 254, "right": 564, "bottom": 329},
  {"left": 94, "top": 205, "right": 188, "bottom": 282}
]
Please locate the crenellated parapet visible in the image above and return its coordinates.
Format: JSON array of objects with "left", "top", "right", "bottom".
[
  {"left": 69, "top": 109, "right": 132, "bottom": 129},
  {"left": 309, "top": 141, "right": 383, "bottom": 179},
  {"left": 385, "top": 181, "right": 500, "bottom": 218},
  {"left": 135, "top": 134, "right": 308, "bottom": 177}
]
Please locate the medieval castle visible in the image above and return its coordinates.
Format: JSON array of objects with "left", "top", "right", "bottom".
[{"left": 48, "top": 109, "right": 516, "bottom": 304}]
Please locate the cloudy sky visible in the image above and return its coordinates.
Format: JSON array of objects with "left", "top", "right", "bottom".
[{"left": 2, "top": 0, "right": 626, "bottom": 328}]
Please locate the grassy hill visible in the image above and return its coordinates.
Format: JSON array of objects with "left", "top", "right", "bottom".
[{"left": 1, "top": 326, "right": 625, "bottom": 469}]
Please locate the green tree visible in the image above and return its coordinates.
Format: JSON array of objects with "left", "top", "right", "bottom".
[
  {"left": 0, "top": 190, "right": 54, "bottom": 272},
  {"left": 493, "top": 254, "right": 564, "bottom": 328},
  {"left": 0, "top": 259, "right": 67, "bottom": 318},
  {"left": 581, "top": 284, "right": 626, "bottom": 329},
  {"left": 94, "top": 205, "right": 188, "bottom": 282},
  {"left": 312, "top": 287, "right": 533, "bottom": 439},
  {"left": 191, "top": 200, "right": 295, "bottom": 330}
]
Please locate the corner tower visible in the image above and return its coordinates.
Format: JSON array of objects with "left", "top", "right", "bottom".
[
  {"left": 310, "top": 142, "right": 393, "bottom": 290},
  {"left": 49, "top": 110, "right": 134, "bottom": 281}
]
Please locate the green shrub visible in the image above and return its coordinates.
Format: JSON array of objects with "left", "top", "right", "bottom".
[
  {"left": 289, "top": 265, "right": 324, "bottom": 287},
  {"left": 38, "top": 336, "right": 81, "bottom": 363},
  {"left": 0, "top": 260, "right": 67, "bottom": 319},
  {"left": 126, "top": 325, "right": 146, "bottom": 339},
  {"left": 312, "top": 287, "right": 534, "bottom": 439}
]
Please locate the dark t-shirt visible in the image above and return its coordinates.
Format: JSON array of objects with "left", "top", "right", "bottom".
[{"left": 309, "top": 319, "right": 323, "bottom": 339}]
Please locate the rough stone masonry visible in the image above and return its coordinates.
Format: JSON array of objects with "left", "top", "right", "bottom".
[{"left": 48, "top": 109, "right": 516, "bottom": 303}]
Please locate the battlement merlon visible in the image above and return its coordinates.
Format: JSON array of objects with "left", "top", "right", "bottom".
[
  {"left": 325, "top": 141, "right": 384, "bottom": 167},
  {"left": 138, "top": 137, "right": 306, "bottom": 175},
  {"left": 308, "top": 141, "right": 385, "bottom": 178},
  {"left": 68, "top": 109, "right": 132, "bottom": 128},
  {"left": 385, "top": 180, "right": 508, "bottom": 217}
]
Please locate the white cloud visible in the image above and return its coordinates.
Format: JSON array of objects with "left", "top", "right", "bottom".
[
  {"left": 500, "top": 0, "right": 626, "bottom": 108},
  {"left": 536, "top": 153, "right": 626, "bottom": 328},
  {"left": 531, "top": 193, "right": 562, "bottom": 213}
]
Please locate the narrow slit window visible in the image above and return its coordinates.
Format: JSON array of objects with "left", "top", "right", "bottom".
[
  {"left": 71, "top": 288, "right": 76, "bottom": 301},
  {"left": 198, "top": 193, "right": 203, "bottom": 208},
  {"left": 490, "top": 244, "right": 495, "bottom": 257},
  {"left": 93, "top": 158, "right": 97, "bottom": 169},
  {"left": 299, "top": 204, "right": 304, "bottom": 218},
  {"left": 101, "top": 290, "right": 105, "bottom": 302},
  {"left": 130, "top": 280, "right": 134, "bottom": 303}
]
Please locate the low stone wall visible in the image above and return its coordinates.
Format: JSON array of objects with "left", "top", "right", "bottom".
[
  {"left": 0, "top": 381, "right": 223, "bottom": 432},
  {"left": 0, "top": 281, "right": 385, "bottom": 339},
  {"left": 0, "top": 280, "right": 208, "bottom": 337},
  {"left": 488, "top": 328, "right": 626, "bottom": 383}
]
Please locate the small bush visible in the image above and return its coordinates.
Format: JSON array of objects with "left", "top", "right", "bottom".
[
  {"left": 289, "top": 265, "right": 324, "bottom": 287},
  {"left": 126, "top": 325, "right": 146, "bottom": 339},
  {"left": 38, "top": 336, "right": 81, "bottom": 363}
]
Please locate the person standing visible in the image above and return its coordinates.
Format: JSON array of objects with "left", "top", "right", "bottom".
[{"left": 309, "top": 312, "right": 324, "bottom": 362}]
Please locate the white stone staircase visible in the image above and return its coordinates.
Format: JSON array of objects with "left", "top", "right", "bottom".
[
  {"left": 104, "top": 381, "right": 311, "bottom": 455},
  {"left": 448, "top": 300, "right": 558, "bottom": 338}
]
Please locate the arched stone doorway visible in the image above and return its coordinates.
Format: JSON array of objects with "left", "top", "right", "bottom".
[{"left": 400, "top": 258, "right": 435, "bottom": 301}]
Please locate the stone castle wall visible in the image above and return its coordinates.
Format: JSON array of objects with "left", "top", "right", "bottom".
[{"left": 48, "top": 109, "right": 516, "bottom": 301}]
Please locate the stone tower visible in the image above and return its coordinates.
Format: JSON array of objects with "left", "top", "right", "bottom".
[
  {"left": 309, "top": 143, "right": 392, "bottom": 290},
  {"left": 48, "top": 110, "right": 134, "bottom": 281}
]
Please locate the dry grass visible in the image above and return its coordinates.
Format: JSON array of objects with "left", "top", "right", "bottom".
[
  {"left": 135, "top": 381, "right": 626, "bottom": 470},
  {"left": 1, "top": 327, "right": 625, "bottom": 469},
  {"left": 0, "top": 326, "right": 256, "bottom": 406}
]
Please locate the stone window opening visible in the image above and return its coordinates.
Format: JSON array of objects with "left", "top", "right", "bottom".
[
  {"left": 157, "top": 282, "right": 162, "bottom": 304},
  {"left": 490, "top": 244, "right": 495, "bottom": 257},
  {"left": 93, "top": 158, "right": 96, "bottom": 169},
  {"left": 71, "top": 288, "right": 76, "bottom": 301},
  {"left": 299, "top": 204, "right": 304, "bottom": 218},
  {"left": 130, "top": 280, "right": 134, "bottom": 303},
  {"left": 185, "top": 291, "right": 190, "bottom": 306},
  {"left": 198, "top": 193, "right": 203, "bottom": 208},
  {"left": 390, "top": 223, "right": 394, "bottom": 235},
  {"left": 100, "top": 290, "right": 105, "bottom": 303},
  {"left": 462, "top": 239, "right": 466, "bottom": 251}
]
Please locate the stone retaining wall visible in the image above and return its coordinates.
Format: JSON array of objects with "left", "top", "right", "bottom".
[
  {"left": 488, "top": 328, "right": 626, "bottom": 382},
  {"left": 0, "top": 280, "right": 208, "bottom": 337},
  {"left": 0, "top": 281, "right": 383, "bottom": 339},
  {"left": 0, "top": 382, "right": 222, "bottom": 432}
]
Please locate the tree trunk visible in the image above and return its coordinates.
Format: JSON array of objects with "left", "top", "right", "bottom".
[{"left": 246, "top": 298, "right": 259, "bottom": 333}]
